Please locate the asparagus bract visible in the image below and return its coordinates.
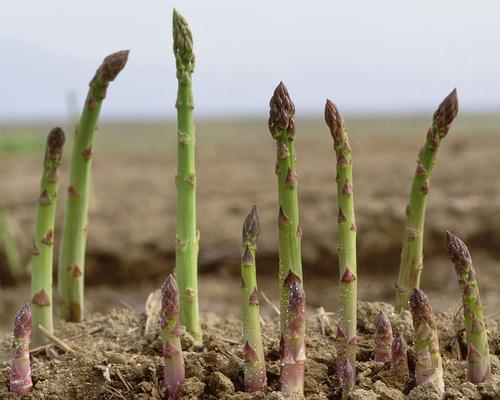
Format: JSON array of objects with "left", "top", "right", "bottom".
[
  {"left": 324, "top": 99, "right": 357, "bottom": 397},
  {"left": 160, "top": 274, "right": 185, "bottom": 399},
  {"left": 31, "top": 127, "right": 65, "bottom": 346},
  {"left": 391, "top": 332, "right": 409, "bottom": 377},
  {"left": 395, "top": 90, "right": 458, "bottom": 311},
  {"left": 446, "top": 231, "right": 491, "bottom": 383},
  {"left": 374, "top": 311, "right": 393, "bottom": 363},
  {"left": 280, "top": 271, "right": 306, "bottom": 395},
  {"left": 173, "top": 9, "right": 202, "bottom": 342},
  {"left": 58, "top": 50, "right": 129, "bottom": 322},
  {"left": 241, "top": 206, "right": 267, "bottom": 392},
  {"left": 409, "top": 288, "right": 444, "bottom": 395},
  {"left": 10, "top": 304, "right": 32, "bottom": 395},
  {"left": 268, "top": 82, "right": 303, "bottom": 336}
]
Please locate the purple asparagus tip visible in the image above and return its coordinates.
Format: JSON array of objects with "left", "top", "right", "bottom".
[
  {"left": 433, "top": 88, "right": 459, "bottom": 136},
  {"left": 160, "top": 274, "right": 180, "bottom": 328},
  {"left": 268, "top": 82, "right": 296, "bottom": 138},
  {"left": 409, "top": 288, "right": 432, "bottom": 320},
  {"left": 96, "top": 50, "right": 129, "bottom": 85},
  {"left": 10, "top": 304, "right": 33, "bottom": 395},
  {"left": 242, "top": 205, "right": 261, "bottom": 246},
  {"left": 391, "top": 332, "right": 409, "bottom": 376},
  {"left": 47, "top": 127, "right": 65, "bottom": 156},
  {"left": 324, "top": 99, "right": 346, "bottom": 142},
  {"left": 374, "top": 311, "right": 393, "bottom": 363},
  {"left": 446, "top": 231, "right": 472, "bottom": 273}
]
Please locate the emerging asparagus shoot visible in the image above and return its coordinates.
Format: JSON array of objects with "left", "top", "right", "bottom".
[
  {"left": 173, "top": 8, "right": 202, "bottom": 342},
  {"left": 268, "top": 82, "right": 303, "bottom": 336},
  {"left": 280, "top": 271, "right": 306, "bottom": 396},
  {"left": 446, "top": 231, "right": 491, "bottom": 384},
  {"left": 241, "top": 206, "right": 267, "bottom": 392},
  {"left": 10, "top": 304, "right": 32, "bottom": 396},
  {"left": 31, "top": 127, "right": 65, "bottom": 346},
  {"left": 58, "top": 50, "right": 129, "bottom": 322},
  {"left": 391, "top": 332, "right": 409, "bottom": 377},
  {"left": 409, "top": 288, "right": 444, "bottom": 395},
  {"left": 395, "top": 89, "right": 459, "bottom": 311},
  {"left": 160, "top": 274, "right": 185, "bottom": 399},
  {"left": 324, "top": 99, "right": 357, "bottom": 397},
  {"left": 374, "top": 311, "right": 393, "bottom": 363}
]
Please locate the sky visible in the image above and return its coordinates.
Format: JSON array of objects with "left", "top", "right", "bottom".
[{"left": 1, "top": 0, "right": 500, "bottom": 120}]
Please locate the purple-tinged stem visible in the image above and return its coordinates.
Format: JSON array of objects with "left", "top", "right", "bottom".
[
  {"left": 10, "top": 303, "right": 33, "bottom": 396},
  {"left": 391, "top": 332, "right": 409, "bottom": 377},
  {"left": 374, "top": 311, "right": 393, "bottom": 363},
  {"left": 446, "top": 231, "right": 490, "bottom": 384},
  {"left": 280, "top": 271, "right": 306, "bottom": 396},
  {"left": 160, "top": 274, "right": 185, "bottom": 399}
]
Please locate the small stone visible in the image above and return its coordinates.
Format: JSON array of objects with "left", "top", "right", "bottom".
[
  {"left": 373, "top": 380, "right": 405, "bottom": 400},
  {"left": 407, "top": 382, "right": 442, "bottom": 400},
  {"left": 179, "top": 377, "right": 205, "bottom": 398},
  {"left": 350, "top": 388, "right": 380, "bottom": 400},
  {"left": 208, "top": 371, "right": 235, "bottom": 397}
]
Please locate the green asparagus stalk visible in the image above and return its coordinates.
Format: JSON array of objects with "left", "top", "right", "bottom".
[
  {"left": 0, "top": 204, "right": 23, "bottom": 280},
  {"left": 395, "top": 89, "right": 458, "bottom": 311},
  {"left": 324, "top": 99, "right": 357, "bottom": 397},
  {"left": 409, "top": 288, "right": 444, "bottom": 395},
  {"left": 31, "top": 127, "right": 65, "bottom": 346},
  {"left": 160, "top": 274, "right": 185, "bottom": 399},
  {"left": 268, "top": 82, "right": 303, "bottom": 336},
  {"left": 241, "top": 206, "right": 267, "bottom": 393},
  {"left": 172, "top": 9, "right": 202, "bottom": 342},
  {"left": 10, "top": 303, "right": 32, "bottom": 395},
  {"left": 374, "top": 311, "right": 393, "bottom": 363},
  {"left": 57, "top": 50, "right": 129, "bottom": 322},
  {"left": 446, "top": 231, "right": 491, "bottom": 384},
  {"left": 280, "top": 271, "right": 306, "bottom": 396},
  {"left": 391, "top": 332, "right": 409, "bottom": 377}
]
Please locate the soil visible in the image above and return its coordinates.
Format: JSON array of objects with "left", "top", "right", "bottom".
[{"left": 0, "top": 300, "right": 498, "bottom": 399}]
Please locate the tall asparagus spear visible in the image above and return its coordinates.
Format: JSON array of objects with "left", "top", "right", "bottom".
[
  {"left": 58, "top": 50, "right": 129, "bottom": 322},
  {"left": 374, "top": 311, "right": 393, "bottom": 363},
  {"left": 409, "top": 288, "right": 444, "bottom": 395},
  {"left": 31, "top": 127, "right": 65, "bottom": 346},
  {"left": 324, "top": 99, "right": 357, "bottom": 397},
  {"left": 395, "top": 89, "right": 458, "bottom": 311},
  {"left": 172, "top": 9, "right": 202, "bottom": 342},
  {"left": 241, "top": 206, "right": 267, "bottom": 393},
  {"left": 280, "top": 271, "right": 306, "bottom": 395},
  {"left": 391, "top": 332, "right": 409, "bottom": 377},
  {"left": 10, "top": 303, "right": 32, "bottom": 396},
  {"left": 0, "top": 204, "right": 23, "bottom": 281},
  {"left": 446, "top": 231, "right": 491, "bottom": 384},
  {"left": 160, "top": 274, "right": 185, "bottom": 399},
  {"left": 268, "top": 82, "right": 303, "bottom": 335}
]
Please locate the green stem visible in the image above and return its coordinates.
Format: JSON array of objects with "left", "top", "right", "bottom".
[
  {"left": 325, "top": 99, "right": 357, "bottom": 398},
  {"left": 31, "top": 128, "right": 65, "bottom": 346},
  {"left": 446, "top": 231, "right": 490, "bottom": 383},
  {"left": 57, "top": 50, "right": 129, "bottom": 322},
  {"left": 0, "top": 204, "right": 23, "bottom": 281},
  {"left": 395, "top": 89, "right": 458, "bottom": 311},
  {"left": 241, "top": 206, "right": 267, "bottom": 393},
  {"left": 173, "top": 9, "right": 201, "bottom": 342},
  {"left": 268, "top": 82, "right": 303, "bottom": 336}
]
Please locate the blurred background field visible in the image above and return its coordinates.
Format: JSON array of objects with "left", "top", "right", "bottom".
[{"left": 1, "top": 114, "right": 500, "bottom": 333}]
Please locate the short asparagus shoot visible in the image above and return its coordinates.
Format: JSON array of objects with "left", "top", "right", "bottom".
[
  {"left": 10, "top": 303, "right": 32, "bottom": 396},
  {"left": 374, "top": 311, "right": 393, "bottom": 363},
  {"left": 160, "top": 274, "right": 185, "bottom": 399},
  {"left": 391, "top": 332, "right": 409, "bottom": 377},
  {"left": 31, "top": 127, "right": 65, "bottom": 347},
  {"left": 268, "top": 82, "right": 303, "bottom": 337},
  {"left": 409, "top": 288, "right": 444, "bottom": 395},
  {"left": 280, "top": 271, "right": 306, "bottom": 396},
  {"left": 58, "top": 50, "right": 129, "bottom": 322},
  {"left": 395, "top": 89, "right": 459, "bottom": 311},
  {"left": 172, "top": 8, "right": 202, "bottom": 342},
  {"left": 241, "top": 206, "right": 267, "bottom": 392},
  {"left": 324, "top": 99, "right": 357, "bottom": 397},
  {"left": 446, "top": 231, "right": 491, "bottom": 384}
]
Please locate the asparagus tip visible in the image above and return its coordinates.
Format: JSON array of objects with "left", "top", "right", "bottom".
[
  {"left": 160, "top": 274, "right": 180, "bottom": 327},
  {"left": 47, "top": 127, "right": 65, "bottom": 154},
  {"left": 446, "top": 230, "right": 472, "bottom": 268},
  {"left": 13, "top": 303, "right": 31, "bottom": 339},
  {"left": 433, "top": 88, "right": 459, "bottom": 134},
  {"left": 268, "top": 82, "right": 295, "bottom": 137},
  {"left": 409, "top": 288, "right": 432, "bottom": 319},
  {"left": 172, "top": 8, "right": 194, "bottom": 67},
  {"left": 242, "top": 206, "right": 260, "bottom": 246}
]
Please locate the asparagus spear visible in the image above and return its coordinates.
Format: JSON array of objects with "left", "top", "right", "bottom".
[
  {"left": 160, "top": 274, "right": 185, "bottom": 399},
  {"left": 391, "top": 332, "right": 409, "bottom": 377},
  {"left": 374, "top": 311, "right": 393, "bottom": 363},
  {"left": 324, "top": 99, "right": 357, "bottom": 397},
  {"left": 0, "top": 204, "right": 23, "bottom": 280},
  {"left": 241, "top": 206, "right": 267, "bottom": 392},
  {"left": 280, "top": 271, "right": 306, "bottom": 396},
  {"left": 446, "top": 231, "right": 491, "bottom": 384},
  {"left": 31, "top": 127, "right": 65, "bottom": 346},
  {"left": 10, "top": 303, "right": 32, "bottom": 395},
  {"left": 395, "top": 89, "right": 459, "bottom": 311},
  {"left": 268, "top": 82, "right": 303, "bottom": 336},
  {"left": 172, "top": 9, "right": 202, "bottom": 342},
  {"left": 409, "top": 288, "right": 444, "bottom": 395},
  {"left": 58, "top": 50, "right": 129, "bottom": 322}
]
